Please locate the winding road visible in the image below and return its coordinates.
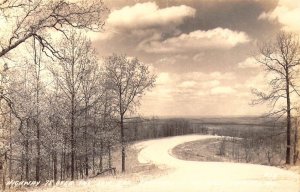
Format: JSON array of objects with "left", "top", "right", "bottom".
[
  {"left": 131, "top": 135, "right": 300, "bottom": 192},
  {"left": 34, "top": 135, "right": 300, "bottom": 192}
]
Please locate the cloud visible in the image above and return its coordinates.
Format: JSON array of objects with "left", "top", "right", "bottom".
[
  {"left": 146, "top": 71, "right": 237, "bottom": 103},
  {"left": 237, "top": 57, "right": 259, "bottom": 68},
  {"left": 211, "top": 86, "right": 236, "bottom": 95},
  {"left": 178, "top": 80, "right": 197, "bottom": 88},
  {"left": 156, "top": 72, "right": 173, "bottom": 85},
  {"left": 140, "top": 71, "right": 255, "bottom": 116},
  {"left": 259, "top": 0, "right": 300, "bottom": 33},
  {"left": 140, "top": 28, "right": 250, "bottom": 53},
  {"left": 155, "top": 57, "right": 176, "bottom": 66},
  {"left": 97, "top": 2, "right": 196, "bottom": 40},
  {"left": 208, "top": 71, "right": 236, "bottom": 80},
  {"left": 203, "top": 80, "right": 220, "bottom": 88},
  {"left": 107, "top": 2, "right": 196, "bottom": 31}
]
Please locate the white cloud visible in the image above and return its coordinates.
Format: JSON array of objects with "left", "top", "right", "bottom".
[
  {"left": 155, "top": 57, "right": 176, "bottom": 66},
  {"left": 203, "top": 80, "right": 220, "bottom": 88},
  {"left": 96, "top": 2, "right": 196, "bottom": 41},
  {"left": 178, "top": 81, "right": 197, "bottom": 88},
  {"left": 209, "top": 71, "right": 236, "bottom": 80},
  {"left": 107, "top": 2, "right": 196, "bottom": 31},
  {"left": 211, "top": 86, "right": 236, "bottom": 95},
  {"left": 156, "top": 72, "right": 173, "bottom": 85},
  {"left": 146, "top": 71, "right": 237, "bottom": 103},
  {"left": 140, "top": 70, "right": 267, "bottom": 116},
  {"left": 238, "top": 57, "right": 259, "bottom": 68},
  {"left": 141, "top": 28, "right": 250, "bottom": 53},
  {"left": 259, "top": 0, "right": 300, "bottom": 33}
]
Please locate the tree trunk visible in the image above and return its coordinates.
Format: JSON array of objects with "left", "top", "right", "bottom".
[
  {"left": 84, "top": 136, "right": 88, "bottom": 177},
  {"left": 71, "top": 93, "right": 75, "bottom": 180},
  {"left": 294, "top": 118, "right": 299, "bottom": 164},
  {"left": 84, "top": 102, "right": 89, "bottom": 177},
  {"left": 61, "top": 133, "right": 67, "bottom": 180},
  {"left": 60, "top": 150, "right": 64, "bottom": 181},
  {"left": 53, "top": 150, "right": 57, "bottom": 183},
  {"left": 48, "top": 153, "right": 51, "bottom": 179},
  {"left": 108, "top": 142, "right": 112, "bottom": 169},
  {"left": 33, "top": 37, "right": 41, "bottom": 182},
  {"left": 2, "top": 152, "right": 7, "bottom": 191},
  {"left": 99, "top": 141, "right": 103, "bottom": 172},
  {"left": 121, "top": 114, "right": 125, "bottom": 172},
  {"left": 36, "top": 121, "right": 40, "bottom": 181},
  {"left": 25, "top": 120, "right": 29, "bottom": 181},
  {"left": 92, "top": 135, "right": 96, "bottom": 175},
  {"left": 21, "top": 153, "right": 24, "bottom": 181},
  {"left": 9, "top": 113, "right": 12, "bottom": 181},
  {"left": 70, "top": 54, "right": 76, "bottom": 180},
  {"left": 286, "top": 72, "right": 291, "bottom": 164}
]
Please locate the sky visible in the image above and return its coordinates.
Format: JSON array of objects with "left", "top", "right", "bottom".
[{"left": 92, "top": 0, "right": 300, "bottom": 117}]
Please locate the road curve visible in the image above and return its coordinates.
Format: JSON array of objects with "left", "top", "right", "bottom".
[{"left": 131, "top": 134, "right": 300, "bottom": 192}]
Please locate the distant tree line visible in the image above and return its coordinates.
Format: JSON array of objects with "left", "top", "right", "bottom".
[{"left": 124, "top": 117, "right": 208, "bottom": 141}]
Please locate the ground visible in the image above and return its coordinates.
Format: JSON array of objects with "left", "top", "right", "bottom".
[{"left": 17, "top": 135, "right": 300, "bottom": 192}]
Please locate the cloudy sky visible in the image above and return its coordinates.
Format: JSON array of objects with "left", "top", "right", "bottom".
[{"left": 93, "top": 0, "right": 299, "bottom": 117}]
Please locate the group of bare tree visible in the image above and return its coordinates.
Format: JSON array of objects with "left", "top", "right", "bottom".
[
  {"left": 215, "top": 126, "right": 286, "bottom": 165},
  {"left": 0, "top": 0, "right": 156, "bottom": 189}
]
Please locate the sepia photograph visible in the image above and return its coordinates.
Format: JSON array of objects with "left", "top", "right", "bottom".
[{"left": 0, "top": 0, "right": 299, "bottom": 191}]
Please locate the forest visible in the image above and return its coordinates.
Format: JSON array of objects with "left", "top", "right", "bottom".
[{"left": 0, "top": 0, "right": 157, "bottom": 187}]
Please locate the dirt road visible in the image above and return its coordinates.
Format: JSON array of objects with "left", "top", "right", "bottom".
[{"left": 132, "top": 135, "right": 300, "bottom": 192}]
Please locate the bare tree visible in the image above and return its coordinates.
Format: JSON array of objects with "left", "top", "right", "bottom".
[
  {"left": 50, "top": 32, "right": 96, "bottom": 180},
  {"left": 46, "top": 83, "right": 65, "bottom": 182},
  {"left": 252, "top": 31, "right": 300, "bottom": 164},
  {"left": 80, "top": 55, "right": 103, "bottom": 177},
  {"left": 0, "top": 0, "right": 108, "bottom": 58},
  {"left": 7, "top": 61, "right": 37, "bottom": 182},
  {"left": 31, "top": 38, "right": 43, "bottom": 182},
  {"left": 104, "top": 54, "right": 156, "bottom": 172},
  {"left": 0, "top": 63, "right": 10, "bottom": 191}
]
